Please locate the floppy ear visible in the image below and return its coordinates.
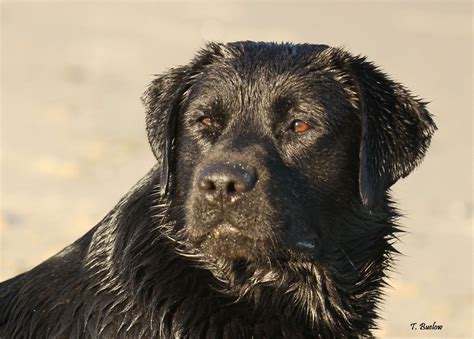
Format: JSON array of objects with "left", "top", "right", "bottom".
[
  {"left": 142, "top": 66, "right": 191, "bottom": 197},
  {"left": 331, "top": 50, "right": 437, "bottom": 209},
  {"left": 141, "top": 43, "right": 228, "bottom": 197}
]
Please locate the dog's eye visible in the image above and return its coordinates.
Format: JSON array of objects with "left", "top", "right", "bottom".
[
  {"left": 292, "top": 120, "right": 311, "bottom": 133},
  {"left": 197, "top": 116, "right": 213, "bottom": 127}
]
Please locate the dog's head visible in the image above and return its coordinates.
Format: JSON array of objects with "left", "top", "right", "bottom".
[
  {"left": 142, "top": 41, "right": 436, "bottom": 334},
  {"left": 143, "top": 41, "right": 435, "bottom": 264}
]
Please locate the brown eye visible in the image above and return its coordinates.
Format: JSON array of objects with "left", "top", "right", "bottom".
[
  {"left": 293, "top": 120, "right": 311, "bottom": 133},
  {"left": 198, "top": 116, "right": 212, "bottom": 127}
]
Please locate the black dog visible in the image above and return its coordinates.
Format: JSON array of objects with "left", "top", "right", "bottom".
[{"left": 0, "top": 41, "right": 436, "bottom": 338}]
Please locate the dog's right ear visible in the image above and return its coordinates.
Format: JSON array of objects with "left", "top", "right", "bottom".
[
  {"left": 142, "top": 66, "right": 192, "bottom": 197},
  {"left": 141, "top": 43, "right": 230, "bottom": 197}
]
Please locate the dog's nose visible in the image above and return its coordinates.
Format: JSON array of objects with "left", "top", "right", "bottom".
[{"left": 197, "top": 163, "right": 257, "bottom": 204}]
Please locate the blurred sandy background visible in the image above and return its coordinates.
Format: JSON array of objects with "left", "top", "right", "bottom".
[{"left": 0, "top": 1, "right": 472, "bottom": 337}]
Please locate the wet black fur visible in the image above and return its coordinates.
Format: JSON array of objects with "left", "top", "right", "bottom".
[{"left": 0, "top": 41, "right": 436, "bottom": 338}]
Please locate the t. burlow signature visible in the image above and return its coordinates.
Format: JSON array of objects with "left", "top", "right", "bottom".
[{"left": 410, "top": 322, "right": 443, "bottom": 330}]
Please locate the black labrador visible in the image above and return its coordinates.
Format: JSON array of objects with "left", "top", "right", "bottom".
[{"left": 0, "top": 41, "right": 436, "bottom": 338}]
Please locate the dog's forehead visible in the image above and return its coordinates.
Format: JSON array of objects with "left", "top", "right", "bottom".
[
  {"left": 215, "top": 42, "right": 330, "bottom": 79},
  {"left": 185, "top": 45, "right": 351, "bottom": 121}
]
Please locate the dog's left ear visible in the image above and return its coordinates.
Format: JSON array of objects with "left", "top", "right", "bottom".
[
  {"left": 329, "top": 49, "right": 437, "bottom": 209},
  {"left": 142, "top": 43, "right": 230, "bottom": 197}
]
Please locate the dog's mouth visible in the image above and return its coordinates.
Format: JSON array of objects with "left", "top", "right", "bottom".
[
  {"left": 188, "top": 222, "right": 248, "bottom": 244},
  {"left": 188, "top": 222, "right": 259, "bottom": 255},
  {"left": 186, "top": 220, "right": 320, "bottom": 261},
  {"left": 210, "top": 222, "right": 241, "bottom": 237}
]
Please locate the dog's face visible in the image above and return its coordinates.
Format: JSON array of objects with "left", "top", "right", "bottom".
[
  {"left": 177, "top": 48, "right": 361, "bottom": 261},
  {"left": 143, "top": 41, "right": 435, "bottom": 268}
]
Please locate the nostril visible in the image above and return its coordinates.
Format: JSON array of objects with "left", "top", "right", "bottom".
[
  {"left": 199, "top": 179, "right": 216, "bottom": 192},
  {"left": 227, "top": 181, "right": 237, "bottom": 194},
  {"left": 231, "top": 180, "right": 247, "bottom": 193}
]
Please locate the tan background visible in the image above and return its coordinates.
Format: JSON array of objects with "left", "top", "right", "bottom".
[{"left": 0, "top": 1, "right": 472, "bottom": 337}]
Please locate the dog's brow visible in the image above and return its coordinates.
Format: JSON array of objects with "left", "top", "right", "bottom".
[
  {"left": 273, "top": 96, "right": 295, "bottom": 117},
  {"left": 187, "top": 93, "right": 220, "bottom": 110}
]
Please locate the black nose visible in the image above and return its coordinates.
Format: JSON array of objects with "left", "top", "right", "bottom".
[{"left": 197, "top": 163, "right": 257, "bottom": 204}]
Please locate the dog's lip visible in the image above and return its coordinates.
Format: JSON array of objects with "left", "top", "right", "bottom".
[
  {"left": 210, "top": 223, "right": 241, "bottom": 237},
  {"left": 293, "top": 232, "right": 320, "bottom": 252},
  {"left": 188, "top": 222, "right": 245, "bottom": 245},
  {"left": 296, "top": 240, "right": 318, "bottom": 250},
  {"left": 285, "top": 221, "right": 320, "bottom": 252}
]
